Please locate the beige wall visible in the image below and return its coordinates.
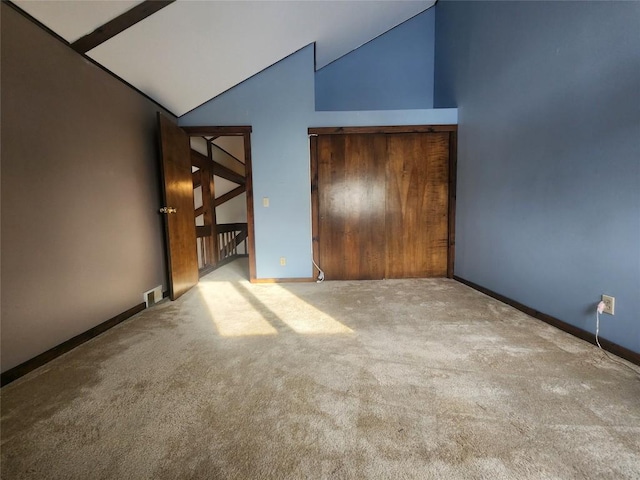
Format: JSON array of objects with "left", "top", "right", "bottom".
[{"left": 1, "top": 4, "right": 171, "bottom": 372}]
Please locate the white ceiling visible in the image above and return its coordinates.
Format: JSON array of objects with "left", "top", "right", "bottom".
[{"left": 14, "top": 0, "right": 435, "bottom": 116}]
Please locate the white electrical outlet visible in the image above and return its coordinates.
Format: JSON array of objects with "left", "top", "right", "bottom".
[
  {"left": 601, "top": 294, "right": 615, "bottom": 315},
  {"left": 280, "top": 257, "right": 286, "bottom": 266}
]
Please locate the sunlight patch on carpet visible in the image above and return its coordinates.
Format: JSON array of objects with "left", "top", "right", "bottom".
[
  {"left": 196, "top": 279, "right": 352, "bottom": 336},
  {"left": 254, "top": 284, "right": 353, "bottom": 335},
  {"left": 197, "top": 282, "right": 277, "bottom": 337}
]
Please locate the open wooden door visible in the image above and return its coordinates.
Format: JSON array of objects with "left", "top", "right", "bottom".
[{"left": 158, "top": 113, "right": 199, "bottom": 299}]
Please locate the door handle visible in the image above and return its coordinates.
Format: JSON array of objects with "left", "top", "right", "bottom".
[{"left": 159, "top": 207, "right": 177, "bottom": 214}]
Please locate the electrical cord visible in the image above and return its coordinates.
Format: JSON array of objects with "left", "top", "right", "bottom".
[
  {"left": 312, "top": 259, "right": 325, "bottom": 283},
  {"left": 595, "top": 302, "right": 604, "bottom": 349},
  {"left": 595, "top": 303, "right": 640, "bottom": 377}
]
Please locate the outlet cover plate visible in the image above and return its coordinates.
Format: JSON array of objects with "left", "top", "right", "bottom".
[{"left": 601, "top": 294, "right": 615, "bottom": 315}]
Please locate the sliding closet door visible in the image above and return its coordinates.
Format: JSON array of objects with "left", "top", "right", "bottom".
[
  {"left": 312, "top": 126, "right": 455, "bottom": 281},
  {"left": 385, "top": 133, "right": 450, "bottom": 278},
  {"left": 317, "top": 134, "right": 386, "bottom": 280}
]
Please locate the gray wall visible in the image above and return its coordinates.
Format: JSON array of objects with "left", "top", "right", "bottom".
[
  {"left": 1, "top": 4, "right": 170, "bottom": 372},
  {"left": 435, "top": 1, "right": 640, "bottom": 353}
]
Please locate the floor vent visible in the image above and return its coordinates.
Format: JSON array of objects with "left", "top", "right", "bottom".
[{"left": 143, "top": 286, "right": 163, "bottom": 308}]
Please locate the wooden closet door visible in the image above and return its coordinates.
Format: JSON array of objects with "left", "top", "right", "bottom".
[
  {"left": 385, "top": 133, "right": 449, "bottom": 278},
  {"left": 317, "top": 134, "right": 386, "bottom": 280}
]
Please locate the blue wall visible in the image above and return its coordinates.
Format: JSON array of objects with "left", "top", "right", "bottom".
[
  {"left": 315, "top": 9, "right": 435, "bottom": 111},
  {"left": 435, "top": 1, "right": 640, "bottom": 353},
  {"left": 180, "top": 43, "right": 456, "bottom": 279}
]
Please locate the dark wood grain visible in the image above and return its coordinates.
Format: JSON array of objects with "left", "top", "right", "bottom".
[
  {"left": 447, "top": 131, "right": 458, "bottom": 278},
  {"left": 190, "top": 150, "right": 207, "bottom": 169},
  {"left": 196, "top": 225, "right": 212, "bottom": 238},
  {"left": 309, "top": 125, "right": 457, "bottom": 136},
  {"left": 192, "top": 170, "right": 201, "bottom": 188},
  {"left": 217, "top": 223, "right": 248, "bottom": 233},
  {"left": 191, "top": 149, "right": 245, "bottom": 184},
  {"left": 310, "top": 135, "right": 320, "bottom": 279},
  {"left": 71, "top": 1, "right": 175, "bottom": 53},
  {"left": 219, "top": 228, "right": 247, "bottom": 259},
  {"left": 199, "top": 145, "right": 214, "bottom": 270},
  {"left": 244, "top": 133, "right": 257, "bottom": 282},
  {"left": 206, "top": 140, "right": 218, "bottom": 268},
  {"left": 385, "top": 133, "right": 449, "bottom": 278},
  {"left": 213, "top": 162, "right": 246, "bottom": 185},
  {"left": 214, "top": 185, "right": 245, "bottom": 207},
  {"left": 310, "top": 126, "right": 458, "bottom": 281},
  {"left": 190, "top": 128, "right": 254, "bottom": 280},
  {"left": 158, "top": 113, "right": 199, "bottom": 300},
  {"left": 210, "top": 141, "right": 246, "bottom": 171},
  {"left": 317, "top": 134, "right": 387, "bottom": 280}
]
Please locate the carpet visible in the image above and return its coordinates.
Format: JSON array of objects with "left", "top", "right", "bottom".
[{"left": 2, "top": 259, "right": 639, "bottom": 479}]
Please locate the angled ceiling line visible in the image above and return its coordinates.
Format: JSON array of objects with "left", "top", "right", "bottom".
[
  {"left": 11, "top": 1, "right": 435, "bottom": 116},
  {"left": 178, "top": 42, "right": 318, "bottom": 118},
  {"left": 71, "top": 0, "right": 176, "bottom": 54},
  {"left": 6, "top": 0, "right": 178, "bottom": 118},
  {"left": 5, "top": 0, "right": 71, "bottom": 47},
  {"left": 315, "top": 5, "right": 434, "bottom": 72}
]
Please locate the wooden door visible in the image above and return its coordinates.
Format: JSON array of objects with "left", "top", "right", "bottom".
[
  {"left": 317, "top": 134, "right": 386, "bottom": 280},
  {"left": 158, "top": 113, "right": 199, "bottom": 299},
  {"left": 311, "top": 126, "right": 455, "bottom": 281},
  {"left": 385, "top": 133, "right": 449, "bottom": 277}
]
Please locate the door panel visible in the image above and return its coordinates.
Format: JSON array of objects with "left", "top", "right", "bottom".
[
  {"left": 317, "top": 134, "right": 386, "bottom": 280},
  {"left": 385, "top": 133, "right": 449, "bottom": 278},
  {"left": 158, "top": 113, "right": 199, "bottom": 299},
  {"left": 314, "top": 129, "right": 452, "bottom": 280}
]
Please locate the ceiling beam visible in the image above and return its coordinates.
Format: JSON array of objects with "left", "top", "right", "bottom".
[
  {"left": 214, "top": 185, "right": 246, "bottom": 208},
  {"left": 191, "top": 149, "right": 245, "bottom": 185},
  {"left": 210, "top": 142, "right": 246, "bottom": 170},
  {"left": 213, "top": 163, "right": 245, "bottom": 186},
  {"left": 71, "top": 1, "right": 175, "bottom": 54}
]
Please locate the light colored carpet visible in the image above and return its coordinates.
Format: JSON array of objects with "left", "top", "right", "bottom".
[{"left": 2, "top": 258, "right": 639, "bottom": 479}]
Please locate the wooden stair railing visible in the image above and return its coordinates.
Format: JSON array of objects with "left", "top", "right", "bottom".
[{"left": 217, "top": 223, "right": 248, "bottom": 262}]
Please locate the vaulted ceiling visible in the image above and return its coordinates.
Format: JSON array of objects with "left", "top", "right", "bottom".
[{"left": 14, "top": 0, "right": 435, "bottom": 116}]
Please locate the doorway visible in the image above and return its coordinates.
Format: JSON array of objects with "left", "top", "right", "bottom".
[
  {"left": 158, "top": 116, "right": 256, "bottom": 300},
  {"left": 183, "top": 126, "right": 256, "bottom": 282},
  {"left": 190, "top": 134, "right": 249, "bottom": 276}
]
